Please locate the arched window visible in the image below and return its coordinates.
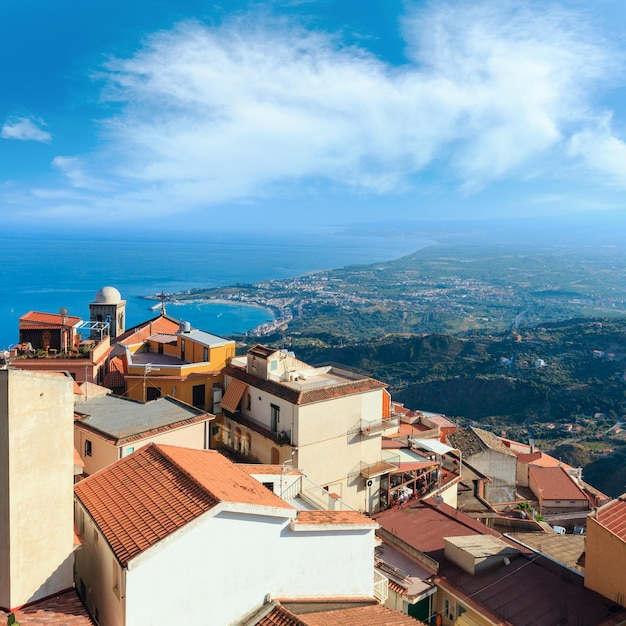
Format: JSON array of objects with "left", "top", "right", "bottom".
[
  {"left": 271, "top": 447, "right": 280, "bottom": 464},
  {"left": 246, "top": 433, "right": 252, "bottom": 454},
  {"left": 235, "top": 428, "right": 242, "bottom": 452},
  {"left": 246, "top": 393, "right": 251, "bottom": 411}
]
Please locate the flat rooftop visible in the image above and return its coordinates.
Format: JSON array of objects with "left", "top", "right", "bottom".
[{"left": 75, "top": 394, "right": 210, "bottom": 442}]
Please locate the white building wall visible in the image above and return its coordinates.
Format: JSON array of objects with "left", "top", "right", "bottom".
[
  {"left": 0, "top": 369, "right": 75, "bottom": 610},
  {"left": 122, "top": 509, "right": 375, "bottom": 626}
]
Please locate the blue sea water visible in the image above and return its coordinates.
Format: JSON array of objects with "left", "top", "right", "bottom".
[{"left": 0, "top": 231, "right": 430, "bottom": 349}]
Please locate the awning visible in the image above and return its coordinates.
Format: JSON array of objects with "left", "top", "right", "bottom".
[
  {"left": 409, "top": 438, "right": 455, "bottom": 456},
  {"left": 221, "top": 379, "right": 248, "bottom": 413}
]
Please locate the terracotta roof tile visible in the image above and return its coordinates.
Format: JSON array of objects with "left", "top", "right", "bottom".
[
  {"left": 300, "top": 605, "right": 422, "bottom": 625},
  {"left": 238, "top": 464, "right": 301, "bottom": 476},
  {"left": 596, "top": 495, "right": 626, "bottom": 541},
  {"left": 517, "top": 451, "right": 573, "bottom": 470},
  {"left": 113, "top": 315, "right": 181, "bottom": 346},
  {"left": 295, "top": 510, "right": 377, "bottom": 526},
  {"left": 375, "top": 500, "right": 626, "bottom": 625},
  {"left": 158, "top": 445, "right": 294, "bottom": 511},
  {"left": 529, "top": 466, "right": 588, "bottom": 501},
  {"left": 257, "top": 605, "right": 308, "bottom": 626},
  {"left": 0, "top": 590, "right": 93, "bottom": 625},
  {"left": 74, "top": 445, "right": 292, "bottom": 566},
  {"left": 19, "top": 311, "right": 82, "bottom": 327}
]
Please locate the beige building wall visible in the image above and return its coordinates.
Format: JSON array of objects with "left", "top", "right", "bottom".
[
  {"left": 75, "top": 420, "right": 209, "bottom": 476},
  {"left": 224, "top": 378, "right": 386, "bottom": 510},
  {"left": 0, "top": 369, "right": 75, "bottom": 610},
  {"left": 75, "top": 430, "right": 119, "bottom": 477},
  {"left": 585, "top": 514, "right": 626, "bottom": 607}
]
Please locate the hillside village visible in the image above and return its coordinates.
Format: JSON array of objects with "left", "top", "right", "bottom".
[{"left": 2, "top": 287, "right": 626, "bottom": 625}]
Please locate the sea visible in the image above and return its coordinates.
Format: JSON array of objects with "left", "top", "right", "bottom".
[{"left": 0, "top": 231, "right": 431, "bottom": 349}]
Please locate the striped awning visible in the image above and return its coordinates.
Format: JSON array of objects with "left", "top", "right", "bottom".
[{"left": 221, "top": 379, "right": 248, "bottom": 413}]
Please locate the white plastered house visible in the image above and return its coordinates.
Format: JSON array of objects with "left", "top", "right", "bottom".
[{"left": 74, "top": 444, "right": 378, "bottom": 626}]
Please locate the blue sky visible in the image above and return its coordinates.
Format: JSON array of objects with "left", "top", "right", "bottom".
[{"left": 2, "top": 0, "right": 626, "bottom": 236}]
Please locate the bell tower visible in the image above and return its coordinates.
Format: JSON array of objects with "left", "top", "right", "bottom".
[{"left": 89, "top": 286, "right": 126, "bottom": 339}]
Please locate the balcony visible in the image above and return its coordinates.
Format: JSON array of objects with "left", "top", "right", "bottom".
[
  {"left": 222, "top": 411, "right": 292, "bottom": 446},
  {"left": 360, "top": 416, "right": 399, "bottom": 436},
  {"left": 360, "top": 455, "right": 400, "bottom": 479}
]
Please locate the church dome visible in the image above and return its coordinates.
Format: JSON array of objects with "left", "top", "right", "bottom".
[{"left": 94, "top": 286, "right": 122, "bottom": 304}]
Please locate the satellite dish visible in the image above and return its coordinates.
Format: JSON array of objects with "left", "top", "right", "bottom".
[{"left": 59, "top": 307, "right": 69, "bottom": 316}]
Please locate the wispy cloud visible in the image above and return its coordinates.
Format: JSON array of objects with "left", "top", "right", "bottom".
[
  {"left": 2, "top": 116, "right": 52, "bottom": 142},
  {"left": 8, "top": 1, "right": 626, "bottom": 224}
]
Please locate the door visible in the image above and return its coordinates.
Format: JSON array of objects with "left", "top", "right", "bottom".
[{"left": 192, "top": 384, "right": 206, "bottom": 409}]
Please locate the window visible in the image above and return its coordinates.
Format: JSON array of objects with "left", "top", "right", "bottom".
[
  {"left": 85, "top": 440, "right": 92, "bottom": 457},
  {"left": 112, "top": 558, "right": 121, "bottom": 599},
  {"left": 146, "top": 387, "right": 161, "bottom": 401},
  {"left": 180, "top": 339, "right": 185, "bottom": 361},
  {"left": 246, "top": 393, "right": 251, "bottom": 410},
  {"left": 203, "top": 347, "right": 209, "bottom": 362},
  {"left": 444, "top": 598, "right": 454, "bottom": 620},
  {"left": 271, "top": 404, "right": 280, "bottom": 432},
  {"left": 262, "top": 482, "right": 274, "bottom": 492},
  {"left": 124, "top": 447, "right": 135, "bottom": 456}
]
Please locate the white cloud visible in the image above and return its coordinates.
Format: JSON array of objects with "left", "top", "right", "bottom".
[
  {"left": 1, "top": 117, "right": 52, "bottom": 142},
  {"left": 7, "top": 1, "right": 626, "bottom": 224},
  {"left": 568, "top": 115, "right": 626, "bottom": 186}
]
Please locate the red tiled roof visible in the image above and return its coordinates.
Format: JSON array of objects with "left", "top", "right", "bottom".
[
  {"left": 517, "top": 451, "right": 573, "bottom": 470},
  {"left": 74, "top": 445, "right": 293, "bottom": 566},
  {"left": 596, "top": 494, "right": 626, "bottom": 541},
  {"left": 0, "top": 590, "right": 93, "bottom": 625},
  {"left": 376, "top": 500, "right": 626, "bottom": 625},
  {"left": 224, "top": 365, "right": 386, "bottom": 406},
  {"left": 19, "top": 310, "right": 82, "bottom": 328},
  {"left": 295, "top": 510, "right": 377, "bottom": 527},
  {"left": 300, "top": 605, "right": 422, "bottom": 625},
  {"left": 113, "top": 315, "right": 180, "bottom": 346},
  {"left": 529, "top": 466, "right": 588, "bottom": 501},
  {"left": 257, "top": 605, "right": 308, "bottom": 626},
  {"left": 375, "top": 499, "right": 501, "bottom": 561}
]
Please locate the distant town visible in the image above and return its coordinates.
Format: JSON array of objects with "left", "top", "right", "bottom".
[{"left": 2, "top": 282, "right": 626, "bottom": 625}]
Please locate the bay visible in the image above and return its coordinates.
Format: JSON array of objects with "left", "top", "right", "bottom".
[{"left": 0, "top": 231, "right": 430, "bottom": 349}]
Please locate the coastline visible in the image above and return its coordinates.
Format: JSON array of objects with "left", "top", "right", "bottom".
[{"left": 140, "top": 239, "right": 436, "bottom": 337}]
